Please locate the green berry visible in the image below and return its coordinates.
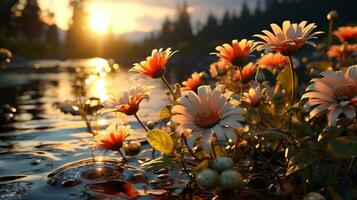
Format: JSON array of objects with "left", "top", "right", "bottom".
[
  {"left": 195, "top": 169, "right": 219, "bottom": 190},
  {"left": 212, "top": 157, "right": 233, "bottom": 173},
  {"left": 219, "top": 169, "right": 244, "bottom": 191}
]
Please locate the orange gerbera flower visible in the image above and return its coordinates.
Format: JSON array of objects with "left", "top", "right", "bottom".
[
  {"left": 258, "top": 52, "right": 288, "bottom": 72},
  {"left": 327, "top": 44, "right": 357, "bottom": 60},
  {"left": 212, "top": 39, "right": 257, "bottom": 66},
  {"left": 254, "top": 21, "right": 323, "bottom": 56},
  {"left": 130, "top": 48, "right": 176, "bottom": 79},
  {"left": 181, "top": 72, "right": 204, "bottom": 92},
  {"left": 101, "top": 85, "right": 153, "bottom": 115},
  {"left": 96, "top": 125, "right": 132, "bottom": 151},
  {"left": 209, "top": 60, "right": 229, "bottom": 77},
  {"left": 233, "top": 63, "right": 256, "bottom": 82},
  {"left": 334, "top": 26, "right": 357, "bottom": 43}
]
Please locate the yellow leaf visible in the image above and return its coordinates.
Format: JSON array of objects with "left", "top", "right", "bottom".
[
  {"left": 277, "top": 68, "right": 298, "bottom": 94},
  {"left": 147, "top": 130, "right": 174, "bottom": 154},
  {"left": 160, "top": 105, "right": 172, "bottom": 120}
]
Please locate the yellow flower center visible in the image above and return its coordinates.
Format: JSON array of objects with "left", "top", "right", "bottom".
[
  {"left": 335, "top": 85, "right": 357, "bottom": 102},
  {"left": 195, "top": 109, "right": 220, "bottom": 128}
]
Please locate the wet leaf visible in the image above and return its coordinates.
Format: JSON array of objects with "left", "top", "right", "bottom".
[
  {"left": 276, "top": 68, "right": 298, "bottom": 94},
  {"left": 147, "top": 130, "right": 174, "bottom": 154},
  {"left": 160, "top": 105, "right": 172, "bottom": 120},
  {"left": 286, "top": 149, "right": 316, "bottom": 176},
  {"left": 326, "top": 136, "right": 357, "bottom": 159}
]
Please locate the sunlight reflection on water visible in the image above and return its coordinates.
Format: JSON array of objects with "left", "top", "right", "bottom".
[{"left": 0, "top": 58, "right": 171, "bottom": 199}]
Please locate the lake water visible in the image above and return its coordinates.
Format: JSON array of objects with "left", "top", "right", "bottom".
[{"left": 0, "top": 58, "right": 191, "bottom": 199}]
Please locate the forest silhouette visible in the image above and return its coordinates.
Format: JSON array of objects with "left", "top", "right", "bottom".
[{"left": 0, "top": 0, "right": 356, "bottom": 64}]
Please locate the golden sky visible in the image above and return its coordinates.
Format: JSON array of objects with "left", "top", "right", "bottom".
[
  {"left": 38, "top": 0, "right": 175, "bottom": 34},
  {"left": 37, "top": 0, "right": 251, "bottom": 35}
]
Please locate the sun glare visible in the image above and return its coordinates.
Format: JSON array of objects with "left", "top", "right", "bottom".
[{"left": 89, "top": 10, "right": 110, "bottom": 34}]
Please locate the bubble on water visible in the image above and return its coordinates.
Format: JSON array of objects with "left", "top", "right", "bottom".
[
  {"left": 0, "top": 182, "right": 30, "bottom": 200},
  {"left": 61, "top": 178, "right": 82, "bottom": 187},
  {"left": 30, "top": 159, "right": 41, "bottom": 165},
  {"left": 127, "top": 173, "right": 147, "bottom": 183}
]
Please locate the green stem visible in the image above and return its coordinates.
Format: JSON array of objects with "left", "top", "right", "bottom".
[
  {"left": 118, "top": 149, "right": 128, "bottom": 163},
  {"left": 134, "top": 113, "right": 156, "bottom": 157},
  {"left": 237, "top": 65, "right": 244, "bottom": 98},
  {"left": 328, "top": 18, "right": 333, "bottom": 48},
  {"left": 133, "top": 113, "right": 148, "bottom": 132},
  {"left": 181, "top": 134, "right": 203, "bottom": 161},
  {"left": 180, "top": 139, "right": 193, "bottom": 179},
  {"left": 287, "top": 56, "right": 295, "bottom": 137},
  {"left": 160, "top": 76, "right": 175, "bottom": 99}
]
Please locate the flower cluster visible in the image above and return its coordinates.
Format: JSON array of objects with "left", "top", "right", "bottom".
[{"left": 72, "top": 17, "right": 357, "bottom": 199}]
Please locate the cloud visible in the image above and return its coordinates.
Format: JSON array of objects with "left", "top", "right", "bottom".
[{"left": 136, "top": 15, "right": 160, "bottom": 27}]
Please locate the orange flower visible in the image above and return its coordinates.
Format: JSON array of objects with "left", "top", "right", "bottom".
[
  {"left": 258, "top": 52, "right": 288, "bottom": 72},
  {"left": 334, "top": 26, "right": 357, "bottom": 43},
  {"left": 243, "top": 87, "right": 263, "bottom": 107},
  {"left": 130, "top": 48, "right": 176, "bottom": 79},
  {"left": 327, "top": 44, "right": 357, "bottom": 60},
  {"left": 96, "top": 125, "right": 132, "bottom": 151},
  {"left": 255, "top": 21, "right": 323, "bottom": 56},
  {"left": 233, "top": 63, "right": 256, "bottom": 82},
  {"left": 101, "top": 85, "right": 153, "bottom": 115},
  {"left": 212, "top": 39, "right": 257, "bottom": 66},
  {"left": 209, "top": 60, "right": 229, "bottom": 77},
  {"left": 181, "top": 72, "right": 204, "bottom": 92}
]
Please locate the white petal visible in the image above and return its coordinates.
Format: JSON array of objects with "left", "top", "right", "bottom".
[
  {"left": 327, "top": 108, "right": 342, "bottom": 127},
  {"left": 346, "top": 65, "right": 357, "bottom": 84},
  {"left": 343, "top": 107, "right": 356, "bottom": 119}
]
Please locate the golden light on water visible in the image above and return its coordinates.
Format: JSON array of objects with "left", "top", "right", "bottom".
[
  {"left": 89, "top": 10, "right": 110, "bottom": 34},
  {"left": 91, "top": 78, "right": 109, "bottom": 102}
]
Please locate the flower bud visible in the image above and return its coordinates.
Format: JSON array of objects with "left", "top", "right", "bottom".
[
  {"left": 327, "top": 10, "right": 338, "bottom": 20},
  {"left": 255, "top": 67, "right": 266, "bottom": 84}
]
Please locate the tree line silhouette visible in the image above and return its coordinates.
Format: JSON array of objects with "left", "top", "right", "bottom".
[{"left": 0, "top": 0, "right": 356, "bottom": 61}]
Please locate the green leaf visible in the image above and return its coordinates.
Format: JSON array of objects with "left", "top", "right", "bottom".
[
  {"left": 147, "top": 129, "right": 174, "bottom": 154},
  {"left": 192, "top": 160, "right": 210, "bottom": 174},
  {"left": 244, "top": 129, "right": 288, "bottom": 141},
  {"left": 276, "top": 68, "right": 298, "bottom": 94},
  {"left": 306, "top": 61, "right": 332, "bottom": 71},
  {"left": 326, "top": 136, "right": 357, "bottom": 159},
  {"left": 141, "top": 155, "right": 176, "bottom": 171},
  {"left": 286, "top": 149, "right": 316, "bottom": 176},
  {"left": 345, "top": 189, "right": 357, "bottom": 200},
  {"left": 285, "top": 145, "right": 298, "bottom": 161},
  {"left": 160, "top": 105, "right": 172, "bottom": 120}
]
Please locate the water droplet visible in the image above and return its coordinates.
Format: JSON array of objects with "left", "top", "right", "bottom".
[
  {"left": 30, "top": 159, "right": 41, "bottom": 165},
  {"left": 128, "top": 173, "right": 147, "bottom": 183}
]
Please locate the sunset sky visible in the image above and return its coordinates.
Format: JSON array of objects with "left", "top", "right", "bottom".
[{"left": 38, "top": 0, "right": 258, "bottom": 35}]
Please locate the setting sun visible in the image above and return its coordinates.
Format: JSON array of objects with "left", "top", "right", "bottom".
[{"left": 89, "top": 10, "right": 110, "bottom": 34}]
